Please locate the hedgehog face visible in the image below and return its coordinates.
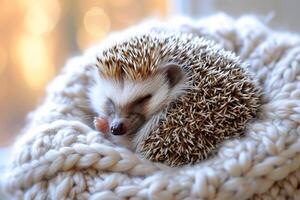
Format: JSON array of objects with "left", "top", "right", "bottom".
[{"left": 89, "top": 63, "right": 184, "bottom": 149}]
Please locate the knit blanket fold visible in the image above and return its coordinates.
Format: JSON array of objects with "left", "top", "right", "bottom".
[{"left": 2, "top": 14, "right": 300, "bottom": 200}]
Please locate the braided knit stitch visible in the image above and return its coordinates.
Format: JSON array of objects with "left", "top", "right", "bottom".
[{"left": 2, "top": 14, "right": 300, "bottom": 199}]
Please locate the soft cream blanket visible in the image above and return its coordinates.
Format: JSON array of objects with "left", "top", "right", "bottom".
[{"left": 2, "top": 14, "right": 300, "bottom": 199}]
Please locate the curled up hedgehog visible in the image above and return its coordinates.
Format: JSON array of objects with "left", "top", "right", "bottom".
[{"left": 89, "top": 28, "right": 261, "bottom": 167}]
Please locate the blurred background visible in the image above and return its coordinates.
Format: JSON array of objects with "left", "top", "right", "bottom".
[
  {"left": 1, "top": 0, "right": 300, "bottom": 147},
  {"left": 0, "top": 0, "right": 167, "bottom": 146}
]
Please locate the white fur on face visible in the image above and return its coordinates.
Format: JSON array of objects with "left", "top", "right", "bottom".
[
  {"left": 88, "top": 66, "right": 187, "bottom": 150},
  {"left": 89, "top": 70, "right": 170, "bottom": 117}
]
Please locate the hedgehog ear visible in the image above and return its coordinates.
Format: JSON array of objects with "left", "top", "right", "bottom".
[{"left": 163, "top": 63, "right": 184, "bottom": 88}]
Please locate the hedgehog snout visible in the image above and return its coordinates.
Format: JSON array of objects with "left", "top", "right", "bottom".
[{"left": 110, "top": 118, "right": 129, "bottom": 135}]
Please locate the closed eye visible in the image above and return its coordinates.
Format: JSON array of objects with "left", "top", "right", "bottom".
[
  {"left": 133, "top": 94, "right": 152, "bottom": 105},
  {"left": 129, "top": 94, "right": 152, "bottom": 115}
]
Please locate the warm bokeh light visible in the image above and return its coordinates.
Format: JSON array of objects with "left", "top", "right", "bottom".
[
  {"left": 77, "top": 25, "right": 108, "bottom": 51},
  {"left": 0, "top": 0, "right": 167, "bottom": 146},
  {"left": 0, "top": 46, "right": 7, "bottom": 76},
  {"left": 84, "top": 7, "right": 111, "bottom": 37},
  {"left": 16, "top": 35, "right": 54, "bottom": 91},
  {"left": 24, "top": 0, "right": 60, "bottom": 35},
  {"left": 110, "top": 0, "right": 134, "bottom": 8},
  {"left": 78, "top": 6, "right": 111, "bottom": 50}
]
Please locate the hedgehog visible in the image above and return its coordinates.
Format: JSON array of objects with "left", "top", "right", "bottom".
[{"left": 89, "top": 28, "right": 261, "bottom": 166}]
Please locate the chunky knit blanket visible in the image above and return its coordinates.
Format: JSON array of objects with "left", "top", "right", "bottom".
[{"left": 2, "top": 14, "right": 300, "bottom": 200}]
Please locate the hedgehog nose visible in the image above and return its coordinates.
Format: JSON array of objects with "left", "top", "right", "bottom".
[{"left": 110, "top": 121, "right": 127, "bottom": 135}]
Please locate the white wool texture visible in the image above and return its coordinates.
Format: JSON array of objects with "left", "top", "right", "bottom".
[{"left": 2, "top": 14, "right": 300, "bottom": 199}]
